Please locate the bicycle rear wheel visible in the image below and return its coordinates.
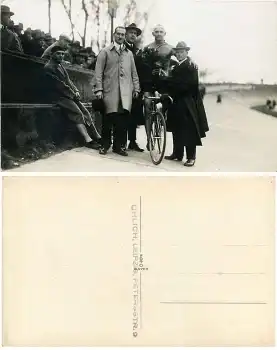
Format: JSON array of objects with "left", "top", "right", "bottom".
[{"left": 149, "top": 111, "right": 167, "bottom": 165}]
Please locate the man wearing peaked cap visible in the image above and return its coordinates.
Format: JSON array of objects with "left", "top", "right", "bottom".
[
  {"left": 43, "top": 45, "right": 102, "bottom": 149},
  {"left": 1, "top": 5, "right": 23, "bottom": 52},
  {"left": 165, "top": 41, "right": 209, "bottom": 167}
]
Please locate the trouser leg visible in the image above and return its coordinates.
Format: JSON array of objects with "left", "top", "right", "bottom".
[
  {"left": 101, "top": 114, "right": 112, "bottom": 150},
  {"left": 173, "top": 127, "right": 184, "bottom": 159},
  {"left": 143, "top": 92, "right": 152, "bottom": 142},
  {"left": 113, "top": 112, "right": 128, "bottom": 150},
  {"left": 185, "top": 145, "right": 196, "bottom": 160},
  {"left": 128, "top": 113, "right": 137, "bottom": 143}
]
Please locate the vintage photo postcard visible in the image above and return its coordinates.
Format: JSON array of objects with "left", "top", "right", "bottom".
[
  {"left": 2, "top": 176, "right": 275, "bottom": 346},
  {"left": 1, "top": 0, "right": 277, "bottom": 172}
]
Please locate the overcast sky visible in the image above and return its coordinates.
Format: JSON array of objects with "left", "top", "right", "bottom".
[{"left": 5, "top": 0, "right": 277, "bottom": 83}]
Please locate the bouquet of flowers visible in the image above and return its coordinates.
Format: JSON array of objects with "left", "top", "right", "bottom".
[{"left": 140, "top": 47, "right": 176, "bottom": 78}]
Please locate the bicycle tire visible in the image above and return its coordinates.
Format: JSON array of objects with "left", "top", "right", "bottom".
[{"left": 149, "top": 111, "right": 167, "bottom": 165}]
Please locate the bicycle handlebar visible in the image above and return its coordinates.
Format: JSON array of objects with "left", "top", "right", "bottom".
[
  {"left": 145, "top": 95, "right": 174, "bottom": 104},
  {"left": 144, "top": 96, "right": 161, "bottom": 100}
]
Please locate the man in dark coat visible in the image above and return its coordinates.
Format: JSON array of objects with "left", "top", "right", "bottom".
[
  {"left": 44, "top": 45, "right": 101, "bottom": 149},
  {"left": 63, "top": 41, "right": 81, "bottom": 64},
  {"left": 124, "top": 23, "right": 144, "bottom": 152},
  {"left": 165, "top": 41, "right": 209, "bottom": 167},
  {"left": 1, "top": 5, "right": 23, "bottom": 53}
]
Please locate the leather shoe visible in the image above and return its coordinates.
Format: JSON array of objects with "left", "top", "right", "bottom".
[
  {"left": 113, "top": 148, "right": 128, "bottom": 156},
  {"left": 128, "top": 141, "right": 144, "bottom": 152},
  {"left": 85, "top": 141, "right": 100, "bottom": 150},
  {"left": 99, "top": 147, "right": 108, "bottom": 155},
  {"left": 165, "top": 154, "right": 182, "bottom": 161},
  {"left": 184, "top": 159, "right": 195, "bottom": 167}
]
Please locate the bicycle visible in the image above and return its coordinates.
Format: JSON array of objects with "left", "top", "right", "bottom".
[{"left": 144, "top": 94, "right": 173, "bottom": 165}]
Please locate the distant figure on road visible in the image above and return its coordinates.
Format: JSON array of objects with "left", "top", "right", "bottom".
[
  {"left": 217, "top": 94, "right": 222, "bottom": 103},
  {"left": 266, "top": 99, "right": 272, "bottom": 109},
  {"left": 199, "top": 85, "right": 206, "bottom": 100}
]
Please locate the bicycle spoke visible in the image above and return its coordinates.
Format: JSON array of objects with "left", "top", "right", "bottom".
[{"left": 149, "top": 111, "right": 166, "bottom": 165}]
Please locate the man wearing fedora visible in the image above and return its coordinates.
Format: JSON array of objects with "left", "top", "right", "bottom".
[
  {"left": 125, "top": 23, "right": 144, "bottom": 152},
  {"left": 165, "top": 41, "right": 209, "bottom": 167},
  {"left": 1, "top": 5, "right": 23, "bottom": 52},
  {"left": 63, "top": 41, "right": 81, "bottom": 64}
]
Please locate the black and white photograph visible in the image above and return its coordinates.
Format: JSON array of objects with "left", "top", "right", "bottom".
[
  {"left": 2, "top": 176, "right": 275, "bottom": 346},
  {"left": 1, "top": 0, "right": 276, "bottom": 347},
  {"left": 1, "top": 0, "right": 277, "bottom": 172}
]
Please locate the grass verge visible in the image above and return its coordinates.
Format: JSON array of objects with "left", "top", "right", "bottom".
[{"left": 251, "top": 105, "right": 277, "bottom": 118}]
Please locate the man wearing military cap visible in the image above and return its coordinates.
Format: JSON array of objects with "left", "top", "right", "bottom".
[
  {"left": 1, "top": 5, "right": 23, "bottom": 52},
  {"left": 165, "top": 41, "right": 209, "bottom": 167}
]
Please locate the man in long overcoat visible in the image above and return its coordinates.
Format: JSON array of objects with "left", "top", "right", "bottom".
[
  {"left": 166, "top": 41, "right": 209, "bottom": 167},
  {"left": 94, "top": 26, "right": 140, "bottom": 156},
  {"left": 44, "top": 45, "right": 101, "bottom": 148}
]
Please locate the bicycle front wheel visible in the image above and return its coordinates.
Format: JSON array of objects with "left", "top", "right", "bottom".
[{"left": 149, "top": 111, "right": 167, "bottom": 165}]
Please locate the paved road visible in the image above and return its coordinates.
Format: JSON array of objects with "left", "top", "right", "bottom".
[{"left": 8, "top": 95, "right": 277, "bottom": 172}]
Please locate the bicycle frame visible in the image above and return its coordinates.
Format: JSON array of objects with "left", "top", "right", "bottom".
[{"left": 143, "top": 95, "right": 170, "bottom": 165}]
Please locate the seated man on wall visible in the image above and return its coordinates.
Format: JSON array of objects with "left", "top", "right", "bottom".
[{"left": 43, "top": 45, "right": 102, "bottom": 149}]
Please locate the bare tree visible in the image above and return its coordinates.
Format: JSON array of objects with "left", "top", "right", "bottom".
[
  {"left": 199, "top": 68, "right": 214, "bottom": 84},
  {"left": 48, "top": 0, "right": 52, "bottom": 34},
  {"left": 135, "top": 10, "right": 149, "bottom": 46},
  {"left": 57, "top": 0, "right": 150, "bottom": 51},
  {"left": 90, "top": 0, "right": 102, "bottom": 51},
  {"left": 122, "top": 0, "right": 150, "bottom": 46},
  {"left": 123, "top": 0, "right": 137, "bottom": 26},
  {"left": 60, "top": 0, "right": 75, "bottom": 39},
  {"left": 81, "top": 0, "right": 89, "bottom": 46},
  {"left": 199, "top": 69, "right": 208, "bottom": 81},
  {"left": 102, "top": 30, "right": 108, "bottom": 48},
  {"left": 90, "top": 0, "right": 109, "bottom": 51}
]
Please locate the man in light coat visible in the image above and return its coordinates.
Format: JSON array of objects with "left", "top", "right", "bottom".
[{"left": 94, "top": 26, "right": 140, "bottom": 156}]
